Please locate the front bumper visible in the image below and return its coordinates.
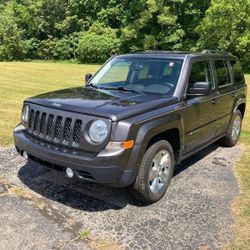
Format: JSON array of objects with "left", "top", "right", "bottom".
[{"left": 14, "top": 128, "right": 141, "bottom": 187}]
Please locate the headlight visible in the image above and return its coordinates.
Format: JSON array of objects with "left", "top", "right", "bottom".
[
  {"left": 22, "top": 104, "right": 30, "bottom": 123},
  {"left": 89, "top": 120, "right": 108, "bottom": 143}
]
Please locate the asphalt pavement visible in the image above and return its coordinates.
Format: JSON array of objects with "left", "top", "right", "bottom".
[{"left": 0, "top": 144, "right": 243, "bottom": 250}]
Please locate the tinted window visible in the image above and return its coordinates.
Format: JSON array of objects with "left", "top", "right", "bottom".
[
  {"left": 214, "top": 60, "right": 231, "bottom": 87},
  {"left": 188, "top": 61, "right": 213, "bottom": 89},
  {"left": 231, "top": 60, "right": 244, "bottom": 84}
]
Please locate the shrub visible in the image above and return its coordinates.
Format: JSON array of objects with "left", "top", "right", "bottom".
[
  {"left": 0, "top": 41, "right": 27, "bottom": 61},
  {"left": 37, "top": 35, "right": 78, "bottom": 60},
  {"left": 77, "top": 32, "right": 120, "bottom": 63}
]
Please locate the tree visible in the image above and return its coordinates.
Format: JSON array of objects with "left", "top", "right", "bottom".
[
  {"left": 0, "top": 0, "right": 248, "bottom": 64},
  {"left": 197, "top": 0, "right": 250, "bottom": 67},
  {"left": 0, "top": 2, "right": 27, "bottom": 60}
]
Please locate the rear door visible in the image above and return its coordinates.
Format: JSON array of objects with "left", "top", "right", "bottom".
[
  {"left": 212, "top": 59, "right": 235, "bottom": 136},
  {"left": 183, "top": 59, "right": 219, "bottom": 154}
]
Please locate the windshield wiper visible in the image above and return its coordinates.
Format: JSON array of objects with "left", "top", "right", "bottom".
[
  {"left": 102, "top": 86, "right": 142, "bottom": 94},
  {"left": 86, "top": 84, "right": 142, "bottom": 94},
  {"left": 86, "top": 83, "right": 99, "bottom": 89}
]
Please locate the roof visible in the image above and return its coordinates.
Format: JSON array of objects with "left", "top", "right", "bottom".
[{"left": 116, "top": 50, "right": 237, "bottom": 60}]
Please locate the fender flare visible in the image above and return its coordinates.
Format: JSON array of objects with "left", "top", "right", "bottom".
[
  {"left": 133, "top": 113, "right": 185, "bottom": 167},
  {"left": 233, "top": 97, "right": 246, "bottom": 114}
]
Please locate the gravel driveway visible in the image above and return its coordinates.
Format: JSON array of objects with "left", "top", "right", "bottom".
[{"left": 0, "top": 144, "right": 243, "bottom": 250}]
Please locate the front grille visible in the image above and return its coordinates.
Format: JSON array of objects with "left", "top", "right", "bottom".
[
  {"left": 27, "top": 108, "right": 83, "bottom": 148},
  {"left": 64, "top": 118, "right": 72, "bottom": 142},
  {"left": 29, "top": 110, "right": 35, "bottom": 130},
  {"left": 73, "top": 120, "right": 82, "bottom": 144},
  {"left": 33, "top": 111, "right": 40, "bottom": 133},
  {"left": 40, "top": 113, "right": 46, "bottom": 135},
  {"left": 47, "top": 114, "right": 54, "bottom": 138},
  {"left": 55, "top": 116, "right": 62, "bottom": 139}
]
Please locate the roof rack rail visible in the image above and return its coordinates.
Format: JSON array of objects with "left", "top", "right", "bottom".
[
  {"left": 202, "top": 49, "right": 232, "bottom": 55},
  {"left": 144, "top": 50, "right": 189, "bottom": 54}
]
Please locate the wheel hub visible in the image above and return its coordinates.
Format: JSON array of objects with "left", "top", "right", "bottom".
[
  {"left": 231, "top": 115, "right": 241, "bottom": 141},
  {"left": 148, "top": 150, "right": 171, "bottom": 194}
]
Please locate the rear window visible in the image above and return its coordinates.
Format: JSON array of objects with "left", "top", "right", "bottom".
[
  {"left": 214, "top": 60, "right": 232, "bottom": 87},
  {"left": 230, "top": 60, "right": 244, "bottom": 84}
]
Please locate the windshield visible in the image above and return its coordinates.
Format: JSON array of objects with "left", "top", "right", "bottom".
[{"left": 90, "top": 57, "right": 183, "bottom": 95}]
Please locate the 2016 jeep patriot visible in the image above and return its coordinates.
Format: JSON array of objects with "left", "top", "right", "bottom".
[{"left": 14, "top": 50, "right": 247, "bottom": 203}]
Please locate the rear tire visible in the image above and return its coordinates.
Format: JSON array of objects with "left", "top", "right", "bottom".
[
  {"left": 130, "top": 140, "right": 174, "bottom": 203},
  {"left": 219, "top": 110, "right": 242, "bottom": 147}
]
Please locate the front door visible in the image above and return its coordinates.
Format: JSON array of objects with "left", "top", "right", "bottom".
[{"left": 182, "top": 59, "right": 218, "bottom": 154}]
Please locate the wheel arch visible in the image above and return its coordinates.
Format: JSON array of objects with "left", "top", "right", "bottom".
[
  {"left": 237, "top": 103, "right": 246, "bottom": 118},
  {"left": 134, "top": 115, "right": 185, "bottom": 166}
]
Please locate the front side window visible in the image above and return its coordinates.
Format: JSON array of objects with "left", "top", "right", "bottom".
[
  {"left": 187, "top": 61, "right": 213, "bottom": 90},
  {"left": 230, "top": 60, "right": 244, "bottom": 84},
  {"left": 90, "top": 57, "right": 183, "bottom": 95},
  {"left": 214, "top": 60, "right": 231, "bottom": 87}
]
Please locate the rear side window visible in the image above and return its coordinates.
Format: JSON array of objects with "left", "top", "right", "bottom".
[
  {"left": 230, "top": 60, "right": 244, "bottom": 84},
  {"left": 214, "top": 60, "right": 231, "bottom": 87},
  {"left": 188, "top": 61, "right": 213, "bottom": 89}
]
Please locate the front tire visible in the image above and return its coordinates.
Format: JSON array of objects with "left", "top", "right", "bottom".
[
  {"left": 130, "top": 140, "right": 174, "bottom": 203},
  {"left": 219, "top": 110, "right": 242, "bottom": 147}
]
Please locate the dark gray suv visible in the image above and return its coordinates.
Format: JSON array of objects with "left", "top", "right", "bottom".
[{"left": 14, "top": 50, "right": 247, "bottom": 203}]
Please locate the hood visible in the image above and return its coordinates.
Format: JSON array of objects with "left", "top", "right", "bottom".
[{"left": 26, "top": 87, "right": 178, "bottom": 121}]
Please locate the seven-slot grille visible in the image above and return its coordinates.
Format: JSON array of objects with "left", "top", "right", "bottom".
[{"left": 27, "top": 108, "right": 83, "bottom": 147}]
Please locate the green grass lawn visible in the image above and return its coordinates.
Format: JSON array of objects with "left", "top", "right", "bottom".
[
  {"left": 228, "top": 74, "right": 250, "bottom": 250},
  {"left": 0, "top": 61, "right": 100, "bottom": 146},
  {"left": 241, "top": 74, "right": 250, "bottom": 143}
]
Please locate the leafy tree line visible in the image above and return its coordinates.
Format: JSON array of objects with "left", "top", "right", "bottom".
[{"left": 0, "top": 0, "right": 249, "bottom": 67}]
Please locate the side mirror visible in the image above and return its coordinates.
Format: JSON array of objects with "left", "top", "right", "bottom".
[
  {"left": 85, "top": 73, "right": 93, "bottom": 84},
  {"left": 187, "top": 81, "right": 211, "bottom": 96}
]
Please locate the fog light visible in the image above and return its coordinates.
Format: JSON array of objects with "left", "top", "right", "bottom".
[
  {"left": 66, "top": 168, "right": 74, "bottom": 178},
  {"left": 23, "top": 151, "right": 28, "bottom": 160}
]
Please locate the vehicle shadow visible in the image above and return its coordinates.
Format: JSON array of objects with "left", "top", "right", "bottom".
[
  {"left": 174, "top": 143, "right": 219, "bottom": 177},
  {"left": 18, "top": 143, "right": 219, "bottom": 211}
]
